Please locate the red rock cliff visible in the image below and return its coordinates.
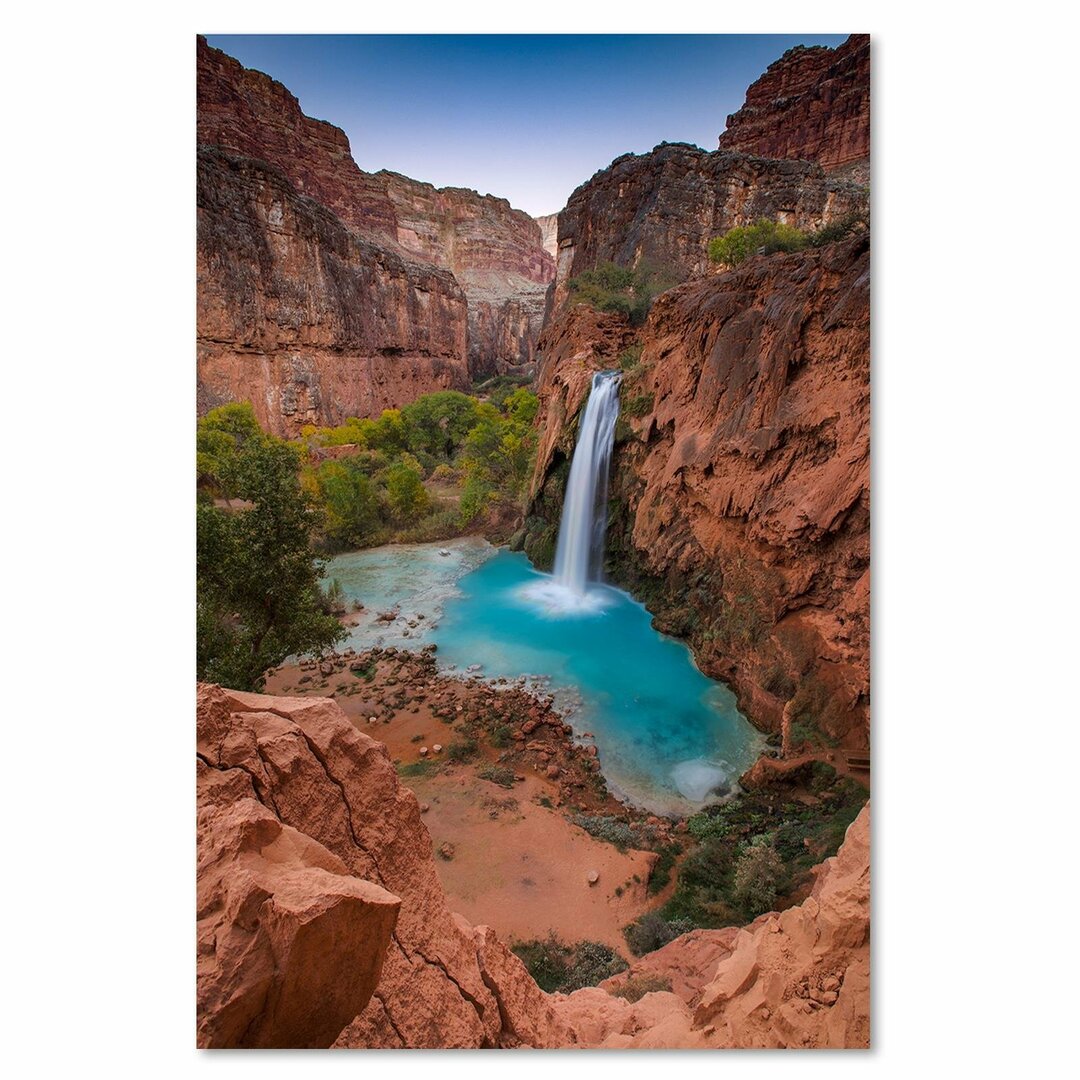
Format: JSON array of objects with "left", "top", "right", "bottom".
[
  {"left": 197, "top": 148, "right": 469, "bottom": 436},
  {"left": 718, "top": 35, "right": 870, "bottom": 180},
  {"left": 380, "top": 172, "right": 555, "bottom": 378},
  {"left": 527, "top": 234, "right": 869, "bottom": 749},
  {"left": 552, "top": 142, "right": 867, "bottom": 307},
  {"left": 197, "top": 683, "right": 869, "bottom": 1048},
  {"left": 197, "top": 36, "right": 552, "bottom": 414}
]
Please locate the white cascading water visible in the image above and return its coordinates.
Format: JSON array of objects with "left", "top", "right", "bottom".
[{"left": 552, "top": 370, "right": 622, "bottom": 595}]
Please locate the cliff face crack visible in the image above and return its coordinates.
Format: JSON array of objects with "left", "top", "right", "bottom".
[
  {"left": 196, "top": 751, "right": 267, "bottom": 809},
  {"left": 372, "top": 993, "right": 408, "bottom": 1048},
  {"left": 288, "top": 725, "right": 390, "bottom": 886},
  {"left": 415, "top": 946, "right": 495, "bottom": 1045}
]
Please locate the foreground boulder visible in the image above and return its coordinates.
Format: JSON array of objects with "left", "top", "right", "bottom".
[{"left": 196, "top": 683, "right": 573, "bottom": 1048}]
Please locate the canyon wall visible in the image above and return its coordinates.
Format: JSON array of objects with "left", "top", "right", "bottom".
[
  {"left": 380, "top": 172, "right": 555, "bottom": 378},
  {"left": 196, "top": 36, "right": 552, "bottom": 428},
  {"left": 551, "top": 143, "right": 867, "bottom": 307},
  {"left": 197, "top": 148, "right": 469, "bottom": 436},
  {"left": 718, "top": 35, "right": 870, "bottom": 182},
  {"left": 197, "top": 683, "right": 869, "bottom": 1048},
  {"left": 535, "top": 212, "right": 560, "bottom": 260},
  {"left": 525, "top": 234, "right": 869, "bottom": 749}
]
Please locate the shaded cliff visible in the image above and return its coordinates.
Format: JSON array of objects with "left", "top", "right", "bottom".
[
  {"left": 381, "top": 172, "right": 554, "bottom": 377},
  {"left": 197, "top": 36, "right": 552, "bottom": 416},
  {"left": 551, "top": 142, "right": 867, "bottom": 308},
  {"left": 197, "top": 148, "right": 469, "bottom": 436},
  {"left": 196, "top": 683, "right": 869, "bottom": 1048},
  {"left": 526, "top": 235, "right": 869, "bottom": 749},
  {"left": 719, "top": 35, "right": 870, "bottom": 181}
]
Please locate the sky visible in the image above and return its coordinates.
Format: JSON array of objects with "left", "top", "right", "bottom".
[{"left": 205, "top": 34, "right": 848, "bottom": 219}]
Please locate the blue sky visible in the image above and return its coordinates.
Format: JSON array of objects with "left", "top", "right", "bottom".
[{"left": 205, "top": 34, "right": 848, "bottom": 218}]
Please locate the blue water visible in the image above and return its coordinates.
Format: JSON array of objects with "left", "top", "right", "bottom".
[{"left": 326, "top": 538, "right": 761, "bottom": 814}]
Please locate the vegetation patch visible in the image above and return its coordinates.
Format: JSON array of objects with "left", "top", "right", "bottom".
[
  {"left": 477, "top": 765, "right": 517, "bottom": 789},
  {"left": 567, "top": 262, "right": 680, "bottom": 326},
  {"left": 610, "top": 973, "right": 673, "bottom": 1002},
  {"left": 510, "top": 935, "right": 628, "bottom": 993},
  {"left": 650, "top": 768, "right": 866, "bottom": 933}
]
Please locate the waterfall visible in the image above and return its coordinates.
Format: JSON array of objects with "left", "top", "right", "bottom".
[{"left": 552, "top": 370, "right": 622, "bottom": 596}]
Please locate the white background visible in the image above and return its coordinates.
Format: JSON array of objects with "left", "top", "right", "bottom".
[{"left": 2, "top": 1, "right": 1075, "bottom": 1075}]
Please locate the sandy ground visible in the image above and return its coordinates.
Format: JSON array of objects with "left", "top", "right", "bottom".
[{"left": 263, "top": 650, "right": 664, "bottom": 952}]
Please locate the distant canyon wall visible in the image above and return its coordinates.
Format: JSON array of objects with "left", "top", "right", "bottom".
[
  {"left": 196, "top": 36, "right": 551, "bottom": 432},
  {"left": 718, "top": 34, "right": 870, "bottom": 181}
]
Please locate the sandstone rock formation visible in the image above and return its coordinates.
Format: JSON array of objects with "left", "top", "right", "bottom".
[
  {"left": 197, "top": 36, "right": 552, "bottom": 427},
  {"left": 719, "top": 35, "right": 870, "bottom": 181},
  {"left": 197, "top": 683, "right": 869, "bottom": 1048},
  {"left": 380, "top": 172, "right": 554, "bottom": 378},
  {"left": 554, "top": 804, "right": 870, "bottom": 1048},
  {"left": 534, "top": 212, "right": 560, "bottom": 260},
  {"left": 527, "top": 234, "right": 869, "bottom": 747},
  {"left": 550, "top": 142, "right": 866, "bottom": 307},
  {"left": 196, "top": 683, "right": 573, "bottom": 1049},
  {"left": 197, "top": 148, "right": 469, "bottom": 436}
]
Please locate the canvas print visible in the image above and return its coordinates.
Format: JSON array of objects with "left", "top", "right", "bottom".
[{"left": 196, "top": 32, "right": 870, "bottom": 1049}]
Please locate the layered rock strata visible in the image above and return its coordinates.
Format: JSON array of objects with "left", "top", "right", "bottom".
[
  {"left": 718, "top": 35, "right": 870, "bottom": 181},
  {"left": 380, "top": 172, "right": 554, "bottom": 377},
  {"left": 526, "top": 235, "right": 869, "bottom": 748},
  {"left": 197, "top": 36, "right": 552, "bottom": 420},
  {"left": 197, "top": 148, "right": 469, "bottom": 436},
  {"left": 551, "top": 142, "right": 867, "bottom": 307}
]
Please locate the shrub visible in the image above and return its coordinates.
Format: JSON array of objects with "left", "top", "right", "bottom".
[
  {"left": 478, "top": 765, "right": 516, "bottom": 788},
  {"left": 708, "top": 219, "right": 810, "bottom": 269},
  {"left": 447, "top": 737, "right": 479, "bottom": 763},
  {"left": 572, "top": 814, "right": 658, "bottom": 853},
  {"left": 568, "top": 262, "right": 679, "bottom": 327},
  {"left": 809, "top": 209, "right": 869, "bottom": 248},
  {"left": 618, "top": 343, "right": 644, "bottom": 371},
  {"left": 610, "top": 974, "right": 673, "bottom": 1003},
  {"left": 490, "top": 724, "right": 513, "bottom": 748},
  {"left": 647, "top": 842, "right": 682, "bottom": 895},
  {"left": 731, "top": 843, "right": 785, "bottom": 918},
  {"left": 511, "top": 936, "right": 628, "bottom": 993},
  {"left": 622, "top": 912, "right": 695, "bottom": 957}
]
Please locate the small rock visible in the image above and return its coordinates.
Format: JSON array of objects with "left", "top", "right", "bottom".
[
  {"left": 432, "top": 744, "right": 443, "bottom": 754},
  {"left": 419, "top": 747, "right": 429, "bottom": 756},
  {"left": 586, "top": 870, "right": 599, "bottom": 886},
  {"left": 420, "top": 803, "right": 430, "bottom": 814},
  {"left": 437, "top": 842, "right": 455, "bottom": 861},
  {"left": 821, "top": 975, "right": 840, "bottom": 992},
  {"left": 821, "top": 990, "right": 838, "bottom": 1005}
]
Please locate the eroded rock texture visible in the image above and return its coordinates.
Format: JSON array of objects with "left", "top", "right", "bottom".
[
  {"left": 554, "top": 805, "right": 870, "bottom": 1048},
  {"left": 718, "top": 35, "right": 870, "bottom": 181},
  {"left": 197, "top": 148, "right": 469, "bottom": 436},
  {"left": 551, "top": 142, "right": 866, "bottom": 306},
  {"left": 196, "top": 684, "right": 869, "bottom": 1048},
  {"left": 381, "top": 172, "right": 554, "bottom": 377},
  {"left": 196, "top": 684, "right": 573, "bottom": 1049},
  {"left": 527, "top": 235, "right": 869, "bottom": 747}
]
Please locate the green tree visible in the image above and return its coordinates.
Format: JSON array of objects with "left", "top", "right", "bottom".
[
  {"left": 314, "top": 459, "right": 380, "bottom": 548},
  {"left": 384, "top": 461, "right": 431, "bottom": 523},
  {"left": 196, "top": 401, "right": 264, "bottom": 493},
  {"left": 402, "top": 391, "right": 480, "bottom": 458},
  {"left": 197, "top": 433, "right": 344, "bottom": 691}
]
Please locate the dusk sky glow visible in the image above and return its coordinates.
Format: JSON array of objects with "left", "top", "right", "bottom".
[{"left": 205, "top": 34, "right": 848, "bottom": 218}]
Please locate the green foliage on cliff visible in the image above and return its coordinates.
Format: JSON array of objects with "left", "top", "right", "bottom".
[
  {"left": 708, "top": 219, "right": 810, "bottom": 268},
  {"left": 568, "top": 261, "right": 680, "bottom": 326},
  {"left": 196, "top": 410, "right": 345, "bottom": 691},
  {"left": 630, "top": 771, "right": 866, "bottom": 937}
]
